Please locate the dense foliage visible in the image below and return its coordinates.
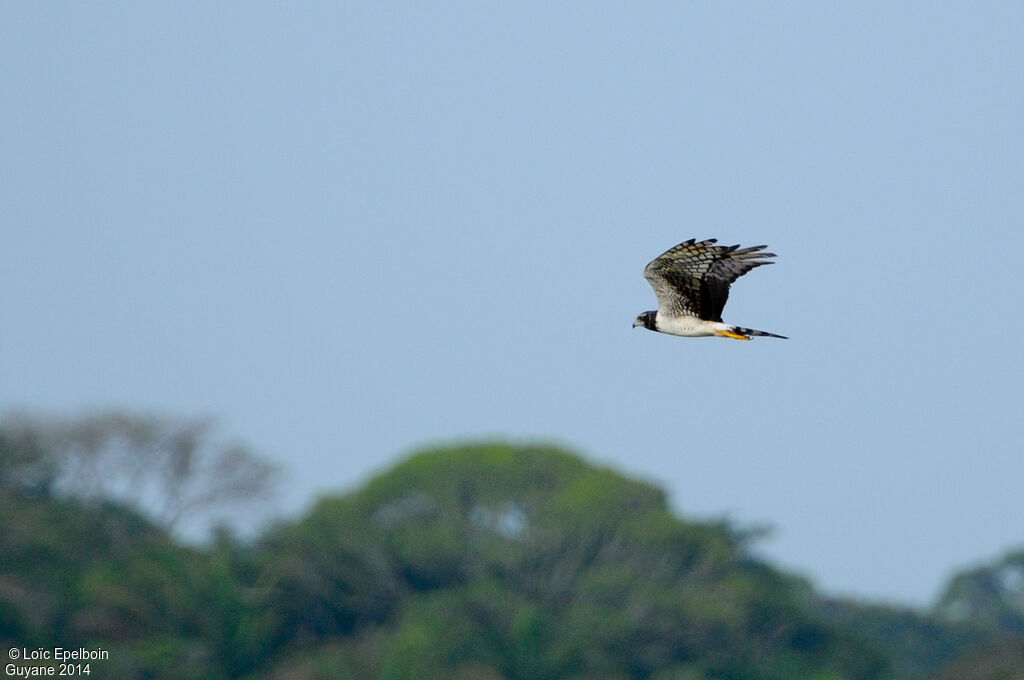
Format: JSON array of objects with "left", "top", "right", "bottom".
[{"left": 1, "top": 427, "right": 1021, "bottom": 679}]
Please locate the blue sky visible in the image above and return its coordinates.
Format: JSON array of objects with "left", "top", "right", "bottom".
[{"left": 2, "top": 3, "right": 1022, "bottom": 605}]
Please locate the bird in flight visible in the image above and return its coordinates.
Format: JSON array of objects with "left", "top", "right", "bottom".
[{"left": 634, "top": 238, "right": 787, "bottom": 341}]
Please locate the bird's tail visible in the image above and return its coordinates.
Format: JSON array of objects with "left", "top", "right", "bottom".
[{"left": 733, "top": 325, "right": 786, "bottom": 340}]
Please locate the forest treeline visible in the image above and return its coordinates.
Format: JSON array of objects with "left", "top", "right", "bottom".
[{"left": 1, "top": 412, "right": 1022, "bottom": 680}]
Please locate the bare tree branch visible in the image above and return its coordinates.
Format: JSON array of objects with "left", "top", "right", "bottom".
[{"left": 0, "top": 410, "right": 278, "bottom": 532}]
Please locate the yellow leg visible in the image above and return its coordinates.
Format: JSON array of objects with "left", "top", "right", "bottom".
[{"left": 715, "top": 330, "right": 751, "bottom": 341}]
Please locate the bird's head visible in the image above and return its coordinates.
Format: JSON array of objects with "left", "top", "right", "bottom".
[{"left": 633, "top": 311, "right": 656, "bottom": 330}]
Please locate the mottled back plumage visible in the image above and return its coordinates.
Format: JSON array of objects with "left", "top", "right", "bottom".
[{"left": 643, "top": 238, "right": 775, "bottom": 322}]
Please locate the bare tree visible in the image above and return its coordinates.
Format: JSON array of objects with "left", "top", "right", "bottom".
[
  {"left": 0, "top": 410, "right": 278, "bottom": 531},
  {"left": 0, "top": 413, "right": 57, "bottom": 496}
]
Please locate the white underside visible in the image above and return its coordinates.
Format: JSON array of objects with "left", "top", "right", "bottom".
[{"left": 655, "top": 314, "right": 732, "bottom": 337}]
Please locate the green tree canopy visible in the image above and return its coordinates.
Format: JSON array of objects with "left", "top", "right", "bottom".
[{"left": 2, "top": 431, "right": 1020, "bottom": 679}]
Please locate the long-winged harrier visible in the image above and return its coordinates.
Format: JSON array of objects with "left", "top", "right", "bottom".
[{"left": 633, "top": 238, "right": 787, "bottom": 340}]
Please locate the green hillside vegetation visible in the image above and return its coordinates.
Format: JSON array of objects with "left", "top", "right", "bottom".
[
  {"left": 255, "top": 444, "right": 887, "bottom": 680},
  {"left": 1, "top": 421, "right": 1021, "bottom": 679},
  {"left": 817, "top": 598, "right": 990, "bottom": 680},
  {"left": 930, "top": 638, "right": 1024, "bottom": 680}
]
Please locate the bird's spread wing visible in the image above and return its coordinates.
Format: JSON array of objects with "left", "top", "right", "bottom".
[{"left": 643, "top": 238, "right": 775, "bottom": 321}]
